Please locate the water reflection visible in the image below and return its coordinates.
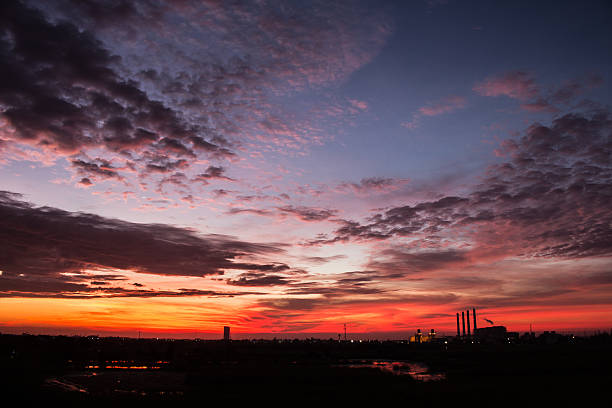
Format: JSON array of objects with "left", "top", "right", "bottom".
[
  {"left": 84, "top": 360, "right": 169, "bottom": 370},
  {"left": 339, "top": 360, "right": 445, "bottom": 381},
  {"left": 43, "top": 378, "right": 88, "bottom": 393}
]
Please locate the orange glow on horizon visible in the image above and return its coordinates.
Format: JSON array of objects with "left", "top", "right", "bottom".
[{"left": 1, "top": 296, "right": 610, "bottom": 338}]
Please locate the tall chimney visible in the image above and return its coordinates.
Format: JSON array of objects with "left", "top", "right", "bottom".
[
  {"left": 467, "top": 309, "right": 471, "bottom": 337},
  {"left": 473, "top": 308, "right": 477, "bottom": 333},
  {"left": 461, "top": 311, "right": 466, "bottom": 337},
  {"left": 456, "top": 313, "right": 460, "bottom": 337}
]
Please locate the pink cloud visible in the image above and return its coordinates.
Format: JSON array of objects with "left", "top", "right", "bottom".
[
  {"left": 403, "top": 95, "right": 467, "bottom": 129},
  {"left": 401, "top": 120, "right": 419, "bottom": 129},
  {"left": 473, "top": 71, "right": 539, "bottom": 100},
  {"left": 417, "top": 95, "right": 467, "bottom": 116},
  {"left": 348, "top": 98, "right": 368, "bottom": 111}
]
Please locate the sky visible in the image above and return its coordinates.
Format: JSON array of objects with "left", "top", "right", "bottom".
[{"left": 1, "top": 0, "right": 611, "bottom": 338}]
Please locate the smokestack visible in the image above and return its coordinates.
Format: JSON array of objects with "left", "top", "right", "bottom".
[
  {"left": 473, "top": 308, "right": 477, "bottom": 333},
  {"left": 456, "top": 313, "right": 460, "bottom": 337},
  {"left": 467, "top": 309, "right": 471, "bottom": 337},
  {"left": 462, "top": 311, "right": 466, "bottom": 337}
]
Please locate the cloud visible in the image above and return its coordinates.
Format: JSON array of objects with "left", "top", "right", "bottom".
[
  {"left": 347, "top": 98, "right": 368, "bottom": 111},
  {"left": 337, "top": 177, "right": 409, "bottom": 195},
  {"left": 551, "top": 74, "right": 604, "bottom": 104},
  {"left": 366, "top": 248, "right": 468, "bottom": 276},
  {"left": 474, "top": 71, "right": 603, "bottom": 114},
  {"left": 192, "top": 165, "right": 234, "bottom": 184},
  {"left": 520, "top": 98, "right": 558, "bottom": 113},
  {"left": 302, "top": 254, "right": 347, "bottom": 264},
  {"left": 40, "top": 0, "right": 391, "bottom": 89},
  {"left": 78, "top": 177, "right": 93, "bottom": 187},
  {"left": 277, "top": 205, "right": 338, "bottom": 221},
  {"left": 0, "top": 273, "right": 264, "bottom": 299},
  {"left": 0, "top": 190, "right": 288, "bottom": 297},
  {"left": 226, "top": 272, "right": 294, "bottom": 287},
  {"left": 284, "top": 282, "right": 385, "bottom": 297},
  {"left": 257, "top": 292, "right": 459, "bottom": 313},
  {"left": 312, "top": 110, "right": 612, "bottom": 262},
  {"left": 9, "top": 0, "right": 391, "bottom": 166},
  {"left": 72, "top": 158, "right": 125, "bottom": 182},
  {"left": 1, "top": 0, "right": 391, "bottom": 196},
  {"left": 473, "top": 71, "right": 539, "bottom": 100},
  {"left": 418, "top": 95, "right": 467, "bottom": 116},
  {"left": 403, "top": 95, "right": 467, "bottom": 129},
  {"left": 226, "top": 207, "right": 273, "bottom": 216},
  {"left": 0, "top": 0, "right": 232, "bottom": 179},
  {"left": 145, "top": 159, "right": 189, "bottom": 174}
]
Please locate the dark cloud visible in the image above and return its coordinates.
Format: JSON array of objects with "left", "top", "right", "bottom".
[
  {"left": 314, "top": 111, "right": 612, "bottom": 260},
  {"left": 284, "top": 282, "right": 385, "bottom": 297},
  {"left": 521, "top": 98, "right": 558, "bottom": 113},
  {"left": 0, "top": 273, "right": 264, "bottom": 299},
  {"left": 277, "top": 205, "right": 337, "bottom": 221},
  {"left": 1, "top": 0, "right": 390, "bottom": 186},
  {"left": 258, "top": 298, "right": 322, "bottom": 312},
  {"left": 0, "top": 0, "right": 232, "bottom": 179},
  {"left": 145, "top": 159, "right": 189, "bottom": 174},
  {"left": 337, "top": 177, "right": 407, "bottom": 195},
  {"left": 450, "top": 264, "right": 612, "bottom": 309},
  {"left": 72, "top": 158, "right": 124, "bottom": 182},
  {"left": 34, "top": 0, "right": 390, "bottom": 88},
  {"left": 213, "top": 189, "right": 230, "bottom": 197},
  {"left": 35, "top": 0, "right": 151, "bottom": 30},
  {"left": 550, "top": 74, "right": 604, "bottom": 104},
  {"left": 193, "top": 166, "right": 234, "bottom": 184},
  {"left": 366, "top": 248, "right": 468, "bottom": 276},
  {"left": 156, "top": 137, "right": 196, "bottom": 158},
  {"left": 156, "top": 172, "right": 189, "bottom": 193},
  {"left": 226, "top": 272, "right": 294, "bottom": 287},
  {"left": 226, "top": 204, "right": 338, "bottom": 221},
  {"left": 258, "top": 292, "right": 459, "bottom": 313},
  {"left": 78, "top": 177, "right": 93, "bottom": 186},
  {"left": 224, "top": 267, "right": 391, "bottom": 297},
  {"left": 0, "top": 191, "right": 287, "bottom": 297},
  {"left": 475, "top": 71, "right": 604, "bottom": 113},
  {"left": 358, "top": 177, "right": 396, "bottom": 189},
  {"left": 0, "top": 267, "right": 264, "bottom": 299},
  {"left": 226, "top": 262, "right": 290, "bottom": 273}
]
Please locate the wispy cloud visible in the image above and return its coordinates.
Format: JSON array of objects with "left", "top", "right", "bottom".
[
  {"left": 403, "top": 95, "right": 467, "bottom": 129},
  {"left": 474, "top": 71, "right": 603, "bottom": 113}
]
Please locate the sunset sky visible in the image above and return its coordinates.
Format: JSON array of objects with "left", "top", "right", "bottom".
[{"left": 1, "top": 0, "right": 611, "bottom": 338}]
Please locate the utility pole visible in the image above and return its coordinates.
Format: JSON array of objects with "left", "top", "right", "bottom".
[{"left": 344, "top": 323, "right": 347, "bottom": 341}]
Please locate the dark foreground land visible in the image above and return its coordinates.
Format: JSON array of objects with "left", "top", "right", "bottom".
[{"left": 1, "top": 333, "right": 611, "bottom": 406}]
